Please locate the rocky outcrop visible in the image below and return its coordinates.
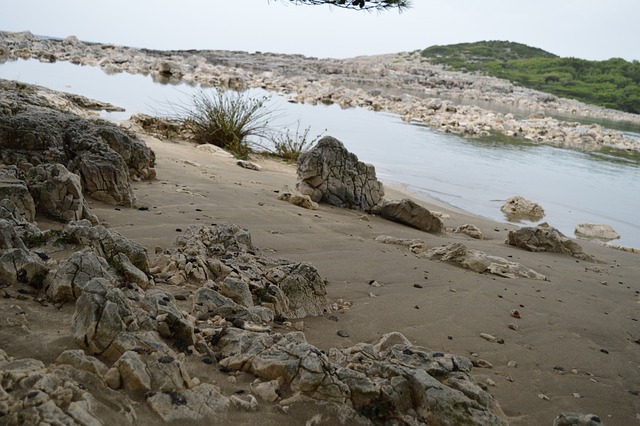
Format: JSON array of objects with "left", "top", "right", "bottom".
[
  {"left": 0, "top": 349, "right": 136, "bottom": 426},
  {"left": 26, "top": 163, "right": 98, "bottom": 223},
  {"left": 296, "top": 136, "right": 384, "bottom": 212},
  {"left": 0, "top": 247, "right": 48, "bottom": 287},
  {"left": 553, "top": 412, "right": 604, "bottom": 426},
  {"left": 151, "top": 223, "right": 331, "bottom": 320},
  {"left": 373, "top": 198, "right": 444, "bottom": 233},
  {"left": 212, "top": 329, "right": 508, "bottom": 425},
  {"left": 454, "top": 223, "right": 485, "bottom": 239},
  {"left": 574, "top": 223, "right": 620, "bottom": 241},
  {"left": 507, "top": 223, "right": 594, "bottom": 261},
  {"left": 500, "top": 196, "right": 545, "bottom": 222},
  {"left": 0, "top": 198, "right": 42, "bottom": 246},
  {"left": 2, "top": 30, "right": 638, "bottom": 153},
  {"left": 0, "top": 79, "right": 155, "bottom": 207},
  {"left": 426, "top": 242, "right": 547, "bottom": 280}
]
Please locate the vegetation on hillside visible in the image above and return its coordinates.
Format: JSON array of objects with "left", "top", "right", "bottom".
[{"left": 421, "top": 41, "right": 640, "bottom": 114}]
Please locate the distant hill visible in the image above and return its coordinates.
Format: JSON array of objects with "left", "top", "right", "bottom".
[{"left": 420, "top": 41, "right": 640, "bottom": 114}]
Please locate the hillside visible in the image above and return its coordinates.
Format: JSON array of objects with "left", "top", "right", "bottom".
[{"left": 421, "top": 41, "right": 640, "bottom": 114}]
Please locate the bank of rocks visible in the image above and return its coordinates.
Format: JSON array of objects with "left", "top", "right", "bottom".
[{"left": 1, "top": 30, "right": 638, "bottom": 154}]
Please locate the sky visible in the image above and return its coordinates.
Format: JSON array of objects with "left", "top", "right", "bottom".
[{"left": 1, "top": 0, "right": 638, "bottom": 61}]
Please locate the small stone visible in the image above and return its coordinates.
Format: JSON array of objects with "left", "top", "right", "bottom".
[
  {"left": 480, "top": 333, "right": 497, "bottom": 342},
  {"left": 368, "top": 292, "right": 377, "bottom": 298},
  {"left": 507, "top": 361, "right": 517, "bottom": 368},
  {"left": 510, "top": 309, "right": 521, "bottom": 319},
  {"left": 293, "top": 321, "right": 304, "bottom": 331},
  {"left": 572, "top": 393, "right": 581, "bottom": 398},
  {"left": 369, "top": 280, "right": 382, "bottom": 287},
  {"left": 413, "top": 283, "right": 423, "bottom": 289},
  {"left": 337, "top": 330, "right": 350, "bottom": 338},
  {"left": 600, "top": 348, "right": 609, "bottom": 354},
  {"left": 508, "top": 323, "right": 519, "bottom": 331},
  {"left": 505, "top": 375, "right": 514, "bottom": 382},
  {"left": 472, "top": 359, "right": 493, "bottom": 369},
  {"left": 486, "top": 378, "right": 496, "bottom": 387},
  {"left": 104, "top": 367, "right": 122, "bottom": 390},
  {"left": 497, "top": 338, "right": 505, "bottom": 344},
  {"left": 537, "top": 393, "right": 549, "bottom": 400}
]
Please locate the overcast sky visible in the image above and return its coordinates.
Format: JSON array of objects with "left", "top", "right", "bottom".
[{"left": 1, "top": 0, "right": 638, "bottom": 61}]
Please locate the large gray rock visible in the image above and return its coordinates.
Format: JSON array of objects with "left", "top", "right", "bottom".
[
  {"left": 44, "top": 249, "right": 113, "bottom": 302},
  {"left": 574, "top": 223, "right": 620, "bottom": 241},
  {"left": 296, "top": 136, "right": 384, "bottom": 212},
  {"left": 72, "top": 278, "right": 140, "bottom": 357},
  {"left": 0, "top": 165, "right": 36, "bottom": 222},
  {"left": 500, "top": 195, "right": 545, "bottom": 222},
  {"left": 146, "top": 384, "right": 230, "bottom": 422},
  {"left": 553, "top": 412, "right": 604, "bottom": 426},
  {"left": 62, "top": 220, "right": 149, "bottom": 273},
  {"left": 507, "top": 222, "right": 594, "bottom": 261},
  {"left": 26, "top": 162, "right": 98, "bottom": 223},
  {"left": 373, "top": 199, "right": 444, "bottom": 233},
  {"left": 0, "top": 247, "right": 48, "bottom": 287},
  {"left": 426, "top": 242, "right": 547, "bottom": 280}
]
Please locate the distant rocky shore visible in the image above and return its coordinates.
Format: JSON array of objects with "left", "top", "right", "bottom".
[{"left": 1, "top": 30, "right": 639, "bottom": 153}]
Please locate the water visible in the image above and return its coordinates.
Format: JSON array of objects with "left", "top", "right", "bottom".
[{"left": 1, "top": 58, "right": 639, "bottom": 248}]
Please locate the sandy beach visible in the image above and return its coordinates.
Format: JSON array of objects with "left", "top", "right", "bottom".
[{"left": 3, "top": 122, "right": 636, "bottom": 424}]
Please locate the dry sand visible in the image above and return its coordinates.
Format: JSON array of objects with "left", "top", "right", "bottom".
[{"left": 2, "top": 128, "right": 639, "bottom": 425}]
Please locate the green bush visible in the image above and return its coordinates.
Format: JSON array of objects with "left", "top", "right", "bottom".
[
  {"left": 179, "top": 90, "right": 273, "bottom": 159},
  {"left": 271, "top": 121, "right": 324, "bottom": 161}
]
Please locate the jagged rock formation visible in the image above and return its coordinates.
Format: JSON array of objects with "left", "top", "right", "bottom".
[
  {"left": 0, "top": 79, "right": 155, "bottom": 207},
  {"left": 0, "top": 165, "right": 36, "bottom": 222},
  {"left": 296, "top": 136, "right": 384, "bottom": 212},
  {"left": 507, "top": 222, "right": 595, "bottom": 261},
  {"left": 151, "top": 223, "right": 331, "bottom": 320}
]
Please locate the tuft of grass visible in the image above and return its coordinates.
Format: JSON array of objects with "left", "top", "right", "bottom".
[
  {"left": 178, "top": 90, "right": 273, "bottom": 159},
  {"left": 271, "top": 121, "right": 324, "bottom": 162}
]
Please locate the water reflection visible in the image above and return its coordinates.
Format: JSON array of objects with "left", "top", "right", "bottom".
[{"left": 1, "top": 58, "right": 639, "bottom": 248}]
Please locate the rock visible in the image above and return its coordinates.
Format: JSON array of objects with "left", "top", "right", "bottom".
[
  {"left": 26, "top": 163, "right": 98, "bottom": 223},
  {"left": 373, "top": 199, "right": 444, "bottom": 233},
  {"left": 296, "top": 136, "right": 384, "bottom": 212},
  {"left": 426, "top": 242, "right": 547, "bottom": 280},
  {"left": 146, "top": 384, "right": 230, "bottom": 422},
  {"left": 237, "top": 160, "right": 262, "bottom": 171},
  {"left": 0, "top": 247, "right": 48, "bottom": 287},
  {"left": 113, "top": 351, "right": 152, "bottom": 393},
  {"left": 113, "top": 252, "right": 150, "bottom": 288},
  {"left": 278, "top": 191, "right": 319, "bottom": 210},
  {"left": 44, "top": 249, "right": 113, "bottom": 302},
  {"left": 72, "top": 278, "right": 139, "bottom": 357},
  {"left": 54, "top": 349, "right": 109, "bottom": 378},
  {"left": 454, "top": 224, "right": 485, "bottom": 239},
  {"left": 0, "top": 218, "right": 28, "bottom": 251},
  {"left": 0, "top": 165, "right": 36, "bottom": 222},
  {"left": 142, "top": 289, "right": 196, "bottom": 351},
  {"left": 500, "top": 196, "right": 545, "bottom": 222},
  {"left": 250, "top": 379, "right": 281, "bottom": 402},
  {"left": 507, "top": 222, "right": 594, "bottom": 261},
  {"left": 553, "top": 412, "right": 604, "bottom": 426},
  {"left": 62, "top": 220, "right": 150, "bottom": 273},
  {"left": 374, "top": 234, "right": 428, "bottom": 254},
  {"left": 574, "top": 223, "right": 620, "bottom": 241},
  {"left": 219, "top": 276, "right": 254, "bottom": 308}
]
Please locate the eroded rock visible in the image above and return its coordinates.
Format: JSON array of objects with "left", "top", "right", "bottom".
[
  {"left": 574, "top": 223, "right": 620, "bottom": 241},
  {"left": 507, "top": 222, "right": 594, "bottom": 261},
  {"left": 296, "top": 136, "right": 384, "bottom": 212},
  {"left": 500, "top": 196, "right": 545, "bottom": 222},
  {"left": 373, "top": 199, "right": 444, "bottom": 233}
]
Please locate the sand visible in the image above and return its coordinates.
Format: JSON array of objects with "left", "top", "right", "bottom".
[{"left": 2, "top": 127, "right": 639, "bottom": 425}]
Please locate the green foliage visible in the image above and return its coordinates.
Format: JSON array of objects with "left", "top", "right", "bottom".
[
  {"left": 21, "top": 233, "right": 47, "bottom": 249},
  {"left": 179, "top": 90, "right": 273, "bottom": 159},
  {"left": 271, "top": 121, "right": 324, "bottom": 161},
  {"left": 421, "top": 41, "right": 640, "bottom": 114},
  {"left": 284, "top": 0, "right": 411, "bottom": 12}
]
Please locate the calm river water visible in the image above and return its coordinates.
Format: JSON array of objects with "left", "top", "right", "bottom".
[{"left": 1, "top": 59, "right": 639, "bottom": 248}]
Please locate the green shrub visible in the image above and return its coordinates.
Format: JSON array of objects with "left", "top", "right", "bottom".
[
  {"left": 271, "top": 121, "right": 324, "bottom": 161},
  {"left": 179, "top": 90, "right": 273, "bottom": 159}
]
